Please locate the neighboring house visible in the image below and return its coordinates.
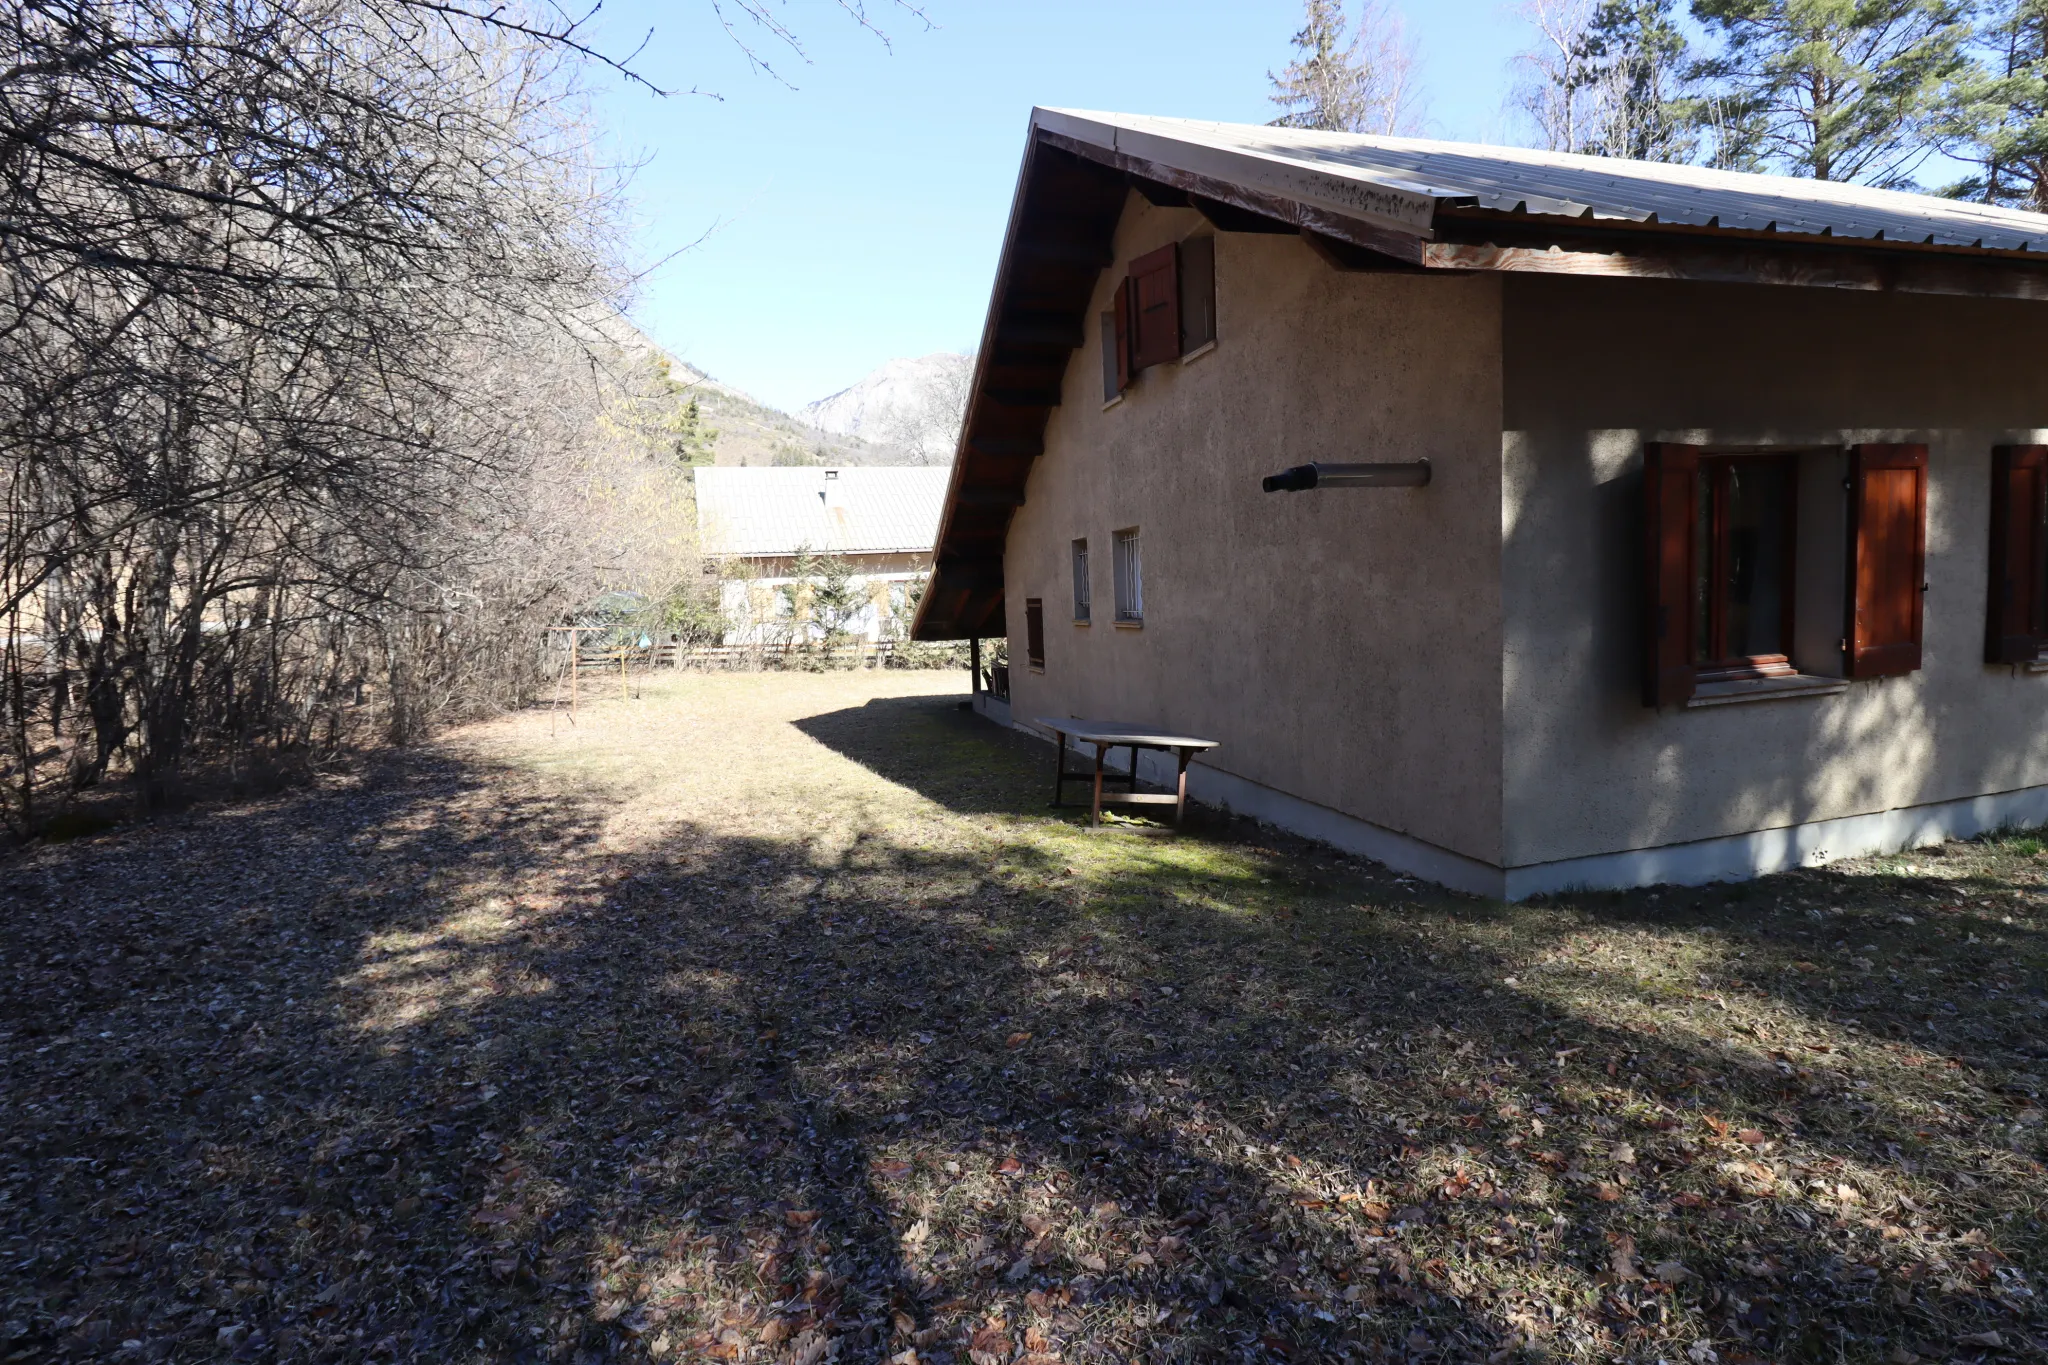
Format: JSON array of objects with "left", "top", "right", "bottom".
[
  {"left": 695, "top": 466, "right": 949, "bottom": 643},
  {"left": 911, "top": 108, "right": 2048, "bottom": 899}
]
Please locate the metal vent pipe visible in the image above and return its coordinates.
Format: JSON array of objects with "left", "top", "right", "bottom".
[{"left": 1262, "top": 460, "right": 1431, "bottom": 493}]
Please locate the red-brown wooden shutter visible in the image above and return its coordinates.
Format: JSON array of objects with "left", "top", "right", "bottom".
[
  {"left": 1986, "top": 445, "right": 2048, "bottom": 663},
  {"left": 1847, "top": 444, "right": 1928, "bottom": 678},
  {"left": 1128, "top": 244, "right": 1180, "bottom": 371},
  {"left": 1025, "top": 598, "right": 1045, "bottom": 671},
  {"left": 1642, "top": 443, "right": 1700, "bottom": 707},
  {"left": 1112, "top": 279, "right": 1131, "bottom": 394}
]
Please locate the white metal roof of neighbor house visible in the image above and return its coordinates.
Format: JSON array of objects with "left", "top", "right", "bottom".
[
  {"left": 695, "top": 466, "right": 950, "bottom": 558},
  {"left": 1037, "top": 108, "right": 2048, "bottom": 252}
]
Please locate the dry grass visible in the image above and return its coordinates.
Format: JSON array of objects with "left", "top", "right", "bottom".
[{"left": 2, "top": 671, "right": 2044, "bottom": 1364}]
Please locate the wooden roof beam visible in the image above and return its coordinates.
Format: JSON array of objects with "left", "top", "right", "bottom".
[{"left": 993, "top": 313, "right": 1084, "bottom": 348}]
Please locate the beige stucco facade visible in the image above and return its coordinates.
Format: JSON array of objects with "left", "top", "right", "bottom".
[
  {"left": 1000, "top": 192, "right": 2048, "bottom": 895},
  {"left": 1501, "top": 276, "right": 2048, "bottom": 876}
]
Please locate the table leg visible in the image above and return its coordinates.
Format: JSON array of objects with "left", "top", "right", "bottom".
[
  {"left": 1175, "top": 748, "right": 1191, "bottom": 825},
  {"left": 1050, "top": 730, "right": 1068, "bottom": 807},
  {"left": 1091, "top": 743, "right": 1105, "bottom": 826}
]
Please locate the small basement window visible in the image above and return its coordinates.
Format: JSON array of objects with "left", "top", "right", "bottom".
[
  {"left": 1113, "top": 528, "right": 1143, "bottom": 625},
  {"left": 1025, "top": 598, "right": 1046, "bottom": 672},
  {"left": 1071, "top": 539, "right": 1090, "bottom": 623}
]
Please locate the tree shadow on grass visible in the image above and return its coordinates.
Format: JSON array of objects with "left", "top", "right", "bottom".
[{"left": 4, "top": 719, "right": 2044, "bottom": 1365}]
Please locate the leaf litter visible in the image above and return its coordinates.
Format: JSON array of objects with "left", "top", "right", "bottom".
[{"left": 1, "top": 671, "right": 2044, "bottom": 1364}]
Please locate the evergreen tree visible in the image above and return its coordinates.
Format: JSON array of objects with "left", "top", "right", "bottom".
[
  {"left": 1269, "top": 1, "right": 1421, "bottom": 134},
  {"left": 1941, "top": 0, "right": 2048, "bottom": 209},
  {"left": 1584, "top": 0, "right": 1700, "bottom": 160},
  {"left": 1689, "top": 0, "right": 1975, "bottom": 186}
]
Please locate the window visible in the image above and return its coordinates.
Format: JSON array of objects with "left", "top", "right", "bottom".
[
  {"left": 1103, "top": 234, "right": 1217, "bottom": 401},
  {"left": 1024, "top": 598, "right": 1045, "bottom": 672},
  {"left": 1642, "top": 442, "right": 1925, "bottom": 706},
  {"left": 1102, "top": 276, "right": 1132, "bottom": 403},
  {"left": 1179, "top": 234, "right": 1216, "bottom": 355},
  {"left": 1692, "top": 454, "right": 1798, "bottom": 682},
  {"left": 1071, "top": 539, "right": 1090, "bottom": 623},
  {"left": 1113, "top": 528, "right": 1143, "bottom": 625},
  {"left": 1986, "top": 444, "right": 2048, "bottom": 663}
]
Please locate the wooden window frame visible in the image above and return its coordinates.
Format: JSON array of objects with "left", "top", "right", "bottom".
[
  {"left": 1071, "top": 538, "right": 1090, "bottom": 624},
  {"left": 1694, "top": 452, "right": 1801, "bottom": 684},
  {"left": 1024, "top": 598, "right": 1046, "bottom": 672}
]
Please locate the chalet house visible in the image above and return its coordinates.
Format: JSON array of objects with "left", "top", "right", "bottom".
[
  {"left": 911, "top": 109, "right": 2048, "bottom": 899},
  {"left": 694, "top": 466, "right": 948, "bottom": 644}
]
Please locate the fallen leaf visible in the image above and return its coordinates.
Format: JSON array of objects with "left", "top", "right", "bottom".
[
  {"left": 1006, "top": 1031, "right": 1033, "bottom": 1049},
  {"left": 1610, "top": 1234, "right": 1643, "bottom": 1280},
  {"left": 1956, "top": 1330, "right": 2002, "bottom": 1348},
  {"left": 997, "top": 1157, "right": 1024, "bottom": 1176},
  {"left": 872, "top": 1158, "right": 913, "bottom": 1179}
]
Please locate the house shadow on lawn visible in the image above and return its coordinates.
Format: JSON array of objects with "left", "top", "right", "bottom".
[
  {"left": 4, "top": 718, "right": 2043, "bottom": 1364},
  {"left": 793, "top": 693, "right": 1061, "bottom": 819}
]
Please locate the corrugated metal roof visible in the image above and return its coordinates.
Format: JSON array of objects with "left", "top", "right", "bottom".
[
  {"left": 1038, "top": 109, "right": 2048, "bottom": 253},
  {"left": 694, "top": 466, "right": 949, "bottom": 558}
]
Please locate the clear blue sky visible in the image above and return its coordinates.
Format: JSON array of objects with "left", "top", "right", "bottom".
[{"left": 581, "top": 1, "right": 1534, "bottom": 411}]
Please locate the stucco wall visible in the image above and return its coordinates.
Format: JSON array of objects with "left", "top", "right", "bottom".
[
  {"left": 1004, "top": 193, "right": 1507, "bottom": 865},
  {"left": 1501, "top": 274, "right": 2048, "bottom": 870}
]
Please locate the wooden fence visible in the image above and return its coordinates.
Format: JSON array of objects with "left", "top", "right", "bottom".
[{"left": 570, "top": 640, "right": 934, "bottom": 672}]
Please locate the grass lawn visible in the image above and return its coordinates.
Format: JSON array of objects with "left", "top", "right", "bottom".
[{"left": 2, "top": 670, "right": 2044, "bottom": 1364}]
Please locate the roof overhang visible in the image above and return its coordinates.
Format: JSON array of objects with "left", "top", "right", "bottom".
[{"left": 911, "top": 110, "right": 2048, "bottom": 641}]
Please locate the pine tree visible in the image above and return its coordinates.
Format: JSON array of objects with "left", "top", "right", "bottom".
[
  {"left": 1583, "top": 0, "right": 1698, "bottom": 160},
  {"left": 1941, "top": 0, "right": 2048, "bottom": 209},
  {"left": 1268, "top": 0, "right": 1421, "bottom": 135},
  {"left": 1689, "top": 0, "right": 1975, "bottom": 186}
]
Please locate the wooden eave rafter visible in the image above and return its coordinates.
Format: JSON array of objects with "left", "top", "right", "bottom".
[
  {"left": 913, "top": 118, "right": 2048, "bottom": 642},
  {"left": 1426, "top": 205, "right": 2048, "bottom": 300},
  {"left": 912, "top": 139, "right": 1126, "bottom": 640}
]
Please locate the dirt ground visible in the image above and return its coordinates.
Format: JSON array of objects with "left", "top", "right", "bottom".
[{"left": 2, "top": 670, "right": 2044, "bottom": 1365}]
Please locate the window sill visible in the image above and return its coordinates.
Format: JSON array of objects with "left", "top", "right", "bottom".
[
  {"left": 1686, "top": 673, "right": 1848, "bottom": 708},
  {"left": 1179, "top": 339, "right": 1217, "bottom": 366},
  {"left": 1028, "top": 664, "right": 1045, "bottom": 675},
  {"left": 1072, "top": 618, "right": 1090, "bottom": 627},
  {"left": 1102, "top": 394, "right": 1124, "bottom": 412},
  {"left": 2026, "top": 658, "right": 2048, "bottom": 673},
  {"left": 1114, "top": 619, "right": 1144, "bottom": 630}
]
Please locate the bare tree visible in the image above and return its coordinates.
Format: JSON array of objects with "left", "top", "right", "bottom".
[
  {"left": 1513, "top": 0, "right": 1604, "bottom": 153},
  {"left": 0, "top": 1, "right": 619, "bottom": 819},
  {"left": 1269, "top": 0, "right": 1425, "bottom": 136}
]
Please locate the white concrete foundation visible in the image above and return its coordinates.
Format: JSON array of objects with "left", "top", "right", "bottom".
[{"left": 978, "top": 710, "right": 2048, "bottom": 900}]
